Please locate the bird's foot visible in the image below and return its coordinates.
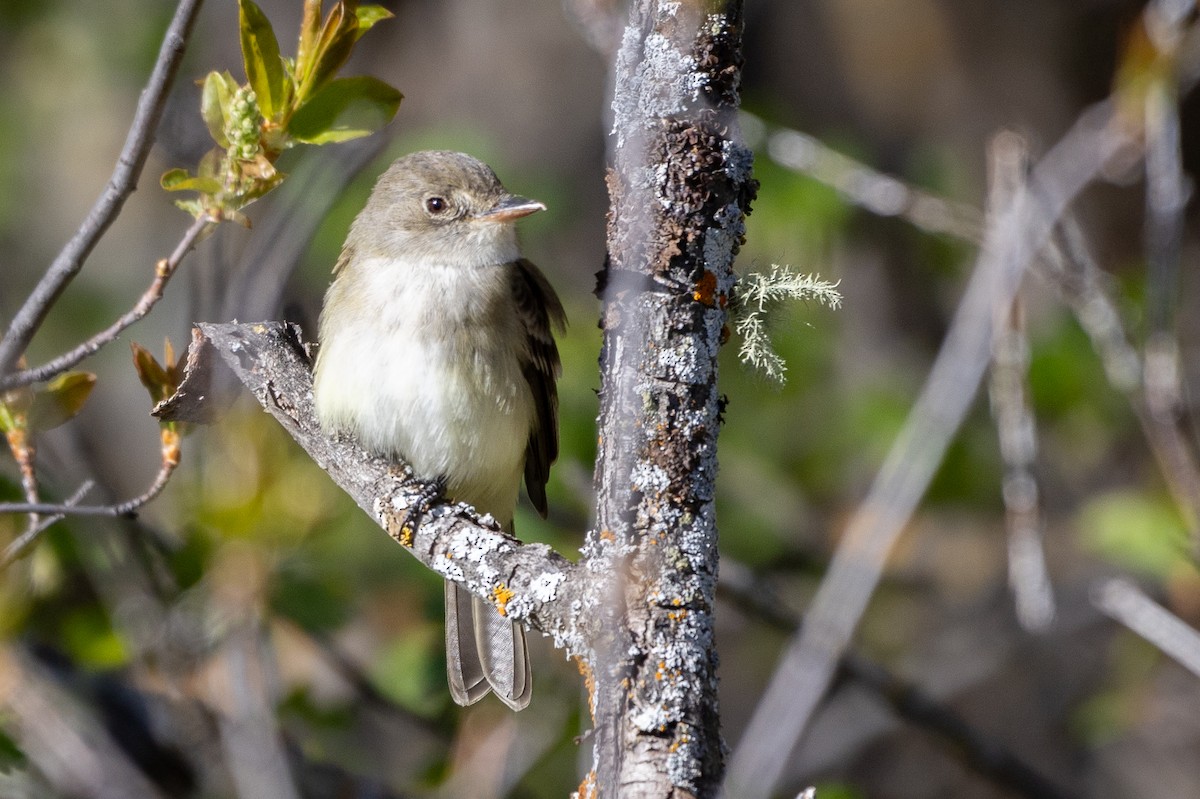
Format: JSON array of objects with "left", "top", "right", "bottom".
[{"left": 397, "top": 474, "right": 448, "bottom": 546}]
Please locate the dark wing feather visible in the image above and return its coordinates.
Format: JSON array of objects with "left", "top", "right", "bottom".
[{"left": 511, "top": 258, "right": 566, "bottom": 517}]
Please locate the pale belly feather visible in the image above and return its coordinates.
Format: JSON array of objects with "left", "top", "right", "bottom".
[{"left": 314, "top": 257, "right": 533, "bottom": 524}]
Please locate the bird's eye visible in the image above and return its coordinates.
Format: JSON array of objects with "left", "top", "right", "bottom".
[{"left": 425, "top": 196, "right": 448, "bottom": 214}]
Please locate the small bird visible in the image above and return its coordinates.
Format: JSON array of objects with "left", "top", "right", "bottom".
[{"left": 312, "top": 151, "right": 565, "bottom": 710}]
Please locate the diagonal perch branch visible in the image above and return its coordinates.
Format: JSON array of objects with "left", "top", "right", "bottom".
[{"left": 155, "top": 321, "right": 590, "bottom": 656}]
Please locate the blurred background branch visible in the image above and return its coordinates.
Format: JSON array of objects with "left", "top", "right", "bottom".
[
  {"left": 0, "top": 0, "right": 205, "bottom": 387},
  {"left": 2, "top": 0, "right": 1200, "bottom": 797}
]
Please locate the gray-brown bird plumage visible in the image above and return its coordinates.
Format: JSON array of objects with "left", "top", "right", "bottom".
[{"left": 312, "top": 151, "right": 564, "bottom": 710}]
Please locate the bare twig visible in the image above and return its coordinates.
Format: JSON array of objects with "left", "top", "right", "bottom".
[
  {"left": 0, "top": 0, "right": 205, "bottom": 383},
  {"left": 11, "top": 431, "right": 41, "bottom": 537},
  {"left": 986, "top": 134, "right": 1055, "bottom": 631},
  {"left": 724, "top": 103, "right": 1133, "bottom": 799},
  {"left": 0, "top": 480, "right": 94, "bottom": 568},
  {"left": 1, "top": 215, "right": 215, "bottom": 391},
  {"left": 0, "top": 646, "right": 168, "bottom": 799},
  {"left": 1039, "top": 221, "right": 1200, "bottom": 542},
  {"left": 991, "top": 302, "right": 1056, "bottom": 631},
  {"left": 0, "top": 456, "right": 179, "bottom": 520},
  {"left": 743, "top": 111, "right": 984, "bottom": 243},
  {"left": 754, "top": 83, "right": 1200, "bottom": 549},
  {"left": 210, "top": 621, "right": 302, "bottom": 799},
  {"left": 1093, "top": 577, "right": 1200, "bottom": 677},
  {"left": 718, "top": 562, "right": 1077, "bottom": 799}
]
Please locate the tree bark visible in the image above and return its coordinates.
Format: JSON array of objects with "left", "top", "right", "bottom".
[{"left": 587, "top": 1, "right": 754, "bottom": 796}]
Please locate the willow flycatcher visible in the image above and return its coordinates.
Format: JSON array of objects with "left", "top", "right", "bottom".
[{"left": 313, "top": 150, "right": 565, "bottom": 710}]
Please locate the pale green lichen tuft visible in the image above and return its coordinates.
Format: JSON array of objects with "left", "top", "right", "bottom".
[{"left": 733, "top": 265, "right": 842, "bottom": 385}]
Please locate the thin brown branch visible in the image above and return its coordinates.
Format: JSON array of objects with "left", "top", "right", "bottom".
[
  {"left": 0, "top": 0, "right": 204, "bottom": 382},
  {"left": 10, "top": 432, "right": 41, "bottom": 537},
  {"left": 0, "top": 481, "right": 95, "bottom": 568},
  {"left": 1, "top": 215, "right": 215, "bottom": 391},
  {"left": 0, "top": 459, "right": 180, "bottom": 520}
]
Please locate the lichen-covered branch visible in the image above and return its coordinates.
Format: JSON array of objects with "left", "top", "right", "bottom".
[
  {"left": 154, "top": 322, "right": 591, "bottom": 655},
  {"left": 589, "top": 0, "right": 754, "bottom": 796}
]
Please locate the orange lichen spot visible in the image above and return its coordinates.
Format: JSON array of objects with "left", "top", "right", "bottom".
[
  {"left": 574, "top": 656, "right": 597, "bottom": 717},
  {"left": 492, "top": 584, "right": 516, "bottom": 616},
  {"left": 599, "top": 529, "right": 616, "bottom": 542},
  {"left": 573, "top": 770, "right": 598, "bottom": 799},
  {"left": 693, "top": 269, "right": 718, "bottom": 306}
]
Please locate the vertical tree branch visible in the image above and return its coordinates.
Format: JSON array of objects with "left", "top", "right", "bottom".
[
  {"left": 590, "top": 1, "right": 753, "bottom": 796},
  {"left": 0, "top": 0, "right": 205, "bottom": 382}
]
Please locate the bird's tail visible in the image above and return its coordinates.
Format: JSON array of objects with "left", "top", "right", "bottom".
[{"left": 445, "top": 582, "right": 531, "bottom": 710}]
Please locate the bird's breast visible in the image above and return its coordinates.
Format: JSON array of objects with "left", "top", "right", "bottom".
[{"left": 313, "top": 257, "right": 533, "bottom": 522}]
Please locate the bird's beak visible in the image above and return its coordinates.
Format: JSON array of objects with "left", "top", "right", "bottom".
[{"left": 476, "top": 194, "right": 546, "bottom": 223}]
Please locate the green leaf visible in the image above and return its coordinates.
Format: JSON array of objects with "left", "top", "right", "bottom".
[
  {"left": 297, "top": 2, "right": 358, "bottom": 101},
  {"left": 287, "top": 76, "right": 401, "bottom": 144},
  {"left": 197, "top": 147, "right": 224, "bottom": 182},
  {"left": 354, "top": 5, "right": 393, "bottom": 40},
  {"left": 160, "top": 168, "right": 191, "bottom": 189},
  {"left": 295, "top": 0, "right": 324, "bottom": 87},
  {"left": 200, "top": 71, "right": 239, "bottom": 147},
  {"left": 1079, "top": 489, "right": 1189, "bottom": 579},
  {"left": 131, "top": 342, "right": 169, "bottom": 403},
  {"left": 28, "top": 372, "right": 96, "bottom": 431},
  {"left": 0, "top": 402, "right": 19, "bottom": 434},
  {"left": 174, "top": 198, "right": 206, "bottom": 218},
  {"left": 238, "top": 0, "right": 286, "bottom": 120},
  {"left": 160, "top": 169, "right": 222, "bottom": 195}
]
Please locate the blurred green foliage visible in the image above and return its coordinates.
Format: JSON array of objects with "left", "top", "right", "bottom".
[{"left": 2, "top": 1, "right": 1198, "bottom": 797}]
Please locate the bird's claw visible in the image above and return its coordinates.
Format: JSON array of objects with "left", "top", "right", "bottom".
[{"left": 398, "top": 474, "right": 448, "bottom": 544}]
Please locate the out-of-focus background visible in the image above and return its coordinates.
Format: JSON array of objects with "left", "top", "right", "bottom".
[{"left": 3, "top": 0, "right": 1200, "bottom": 797}]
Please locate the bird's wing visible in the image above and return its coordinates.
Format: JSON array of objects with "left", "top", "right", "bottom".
[{"left": 511, "top": 258, "right": 566, "bottom": 517}]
